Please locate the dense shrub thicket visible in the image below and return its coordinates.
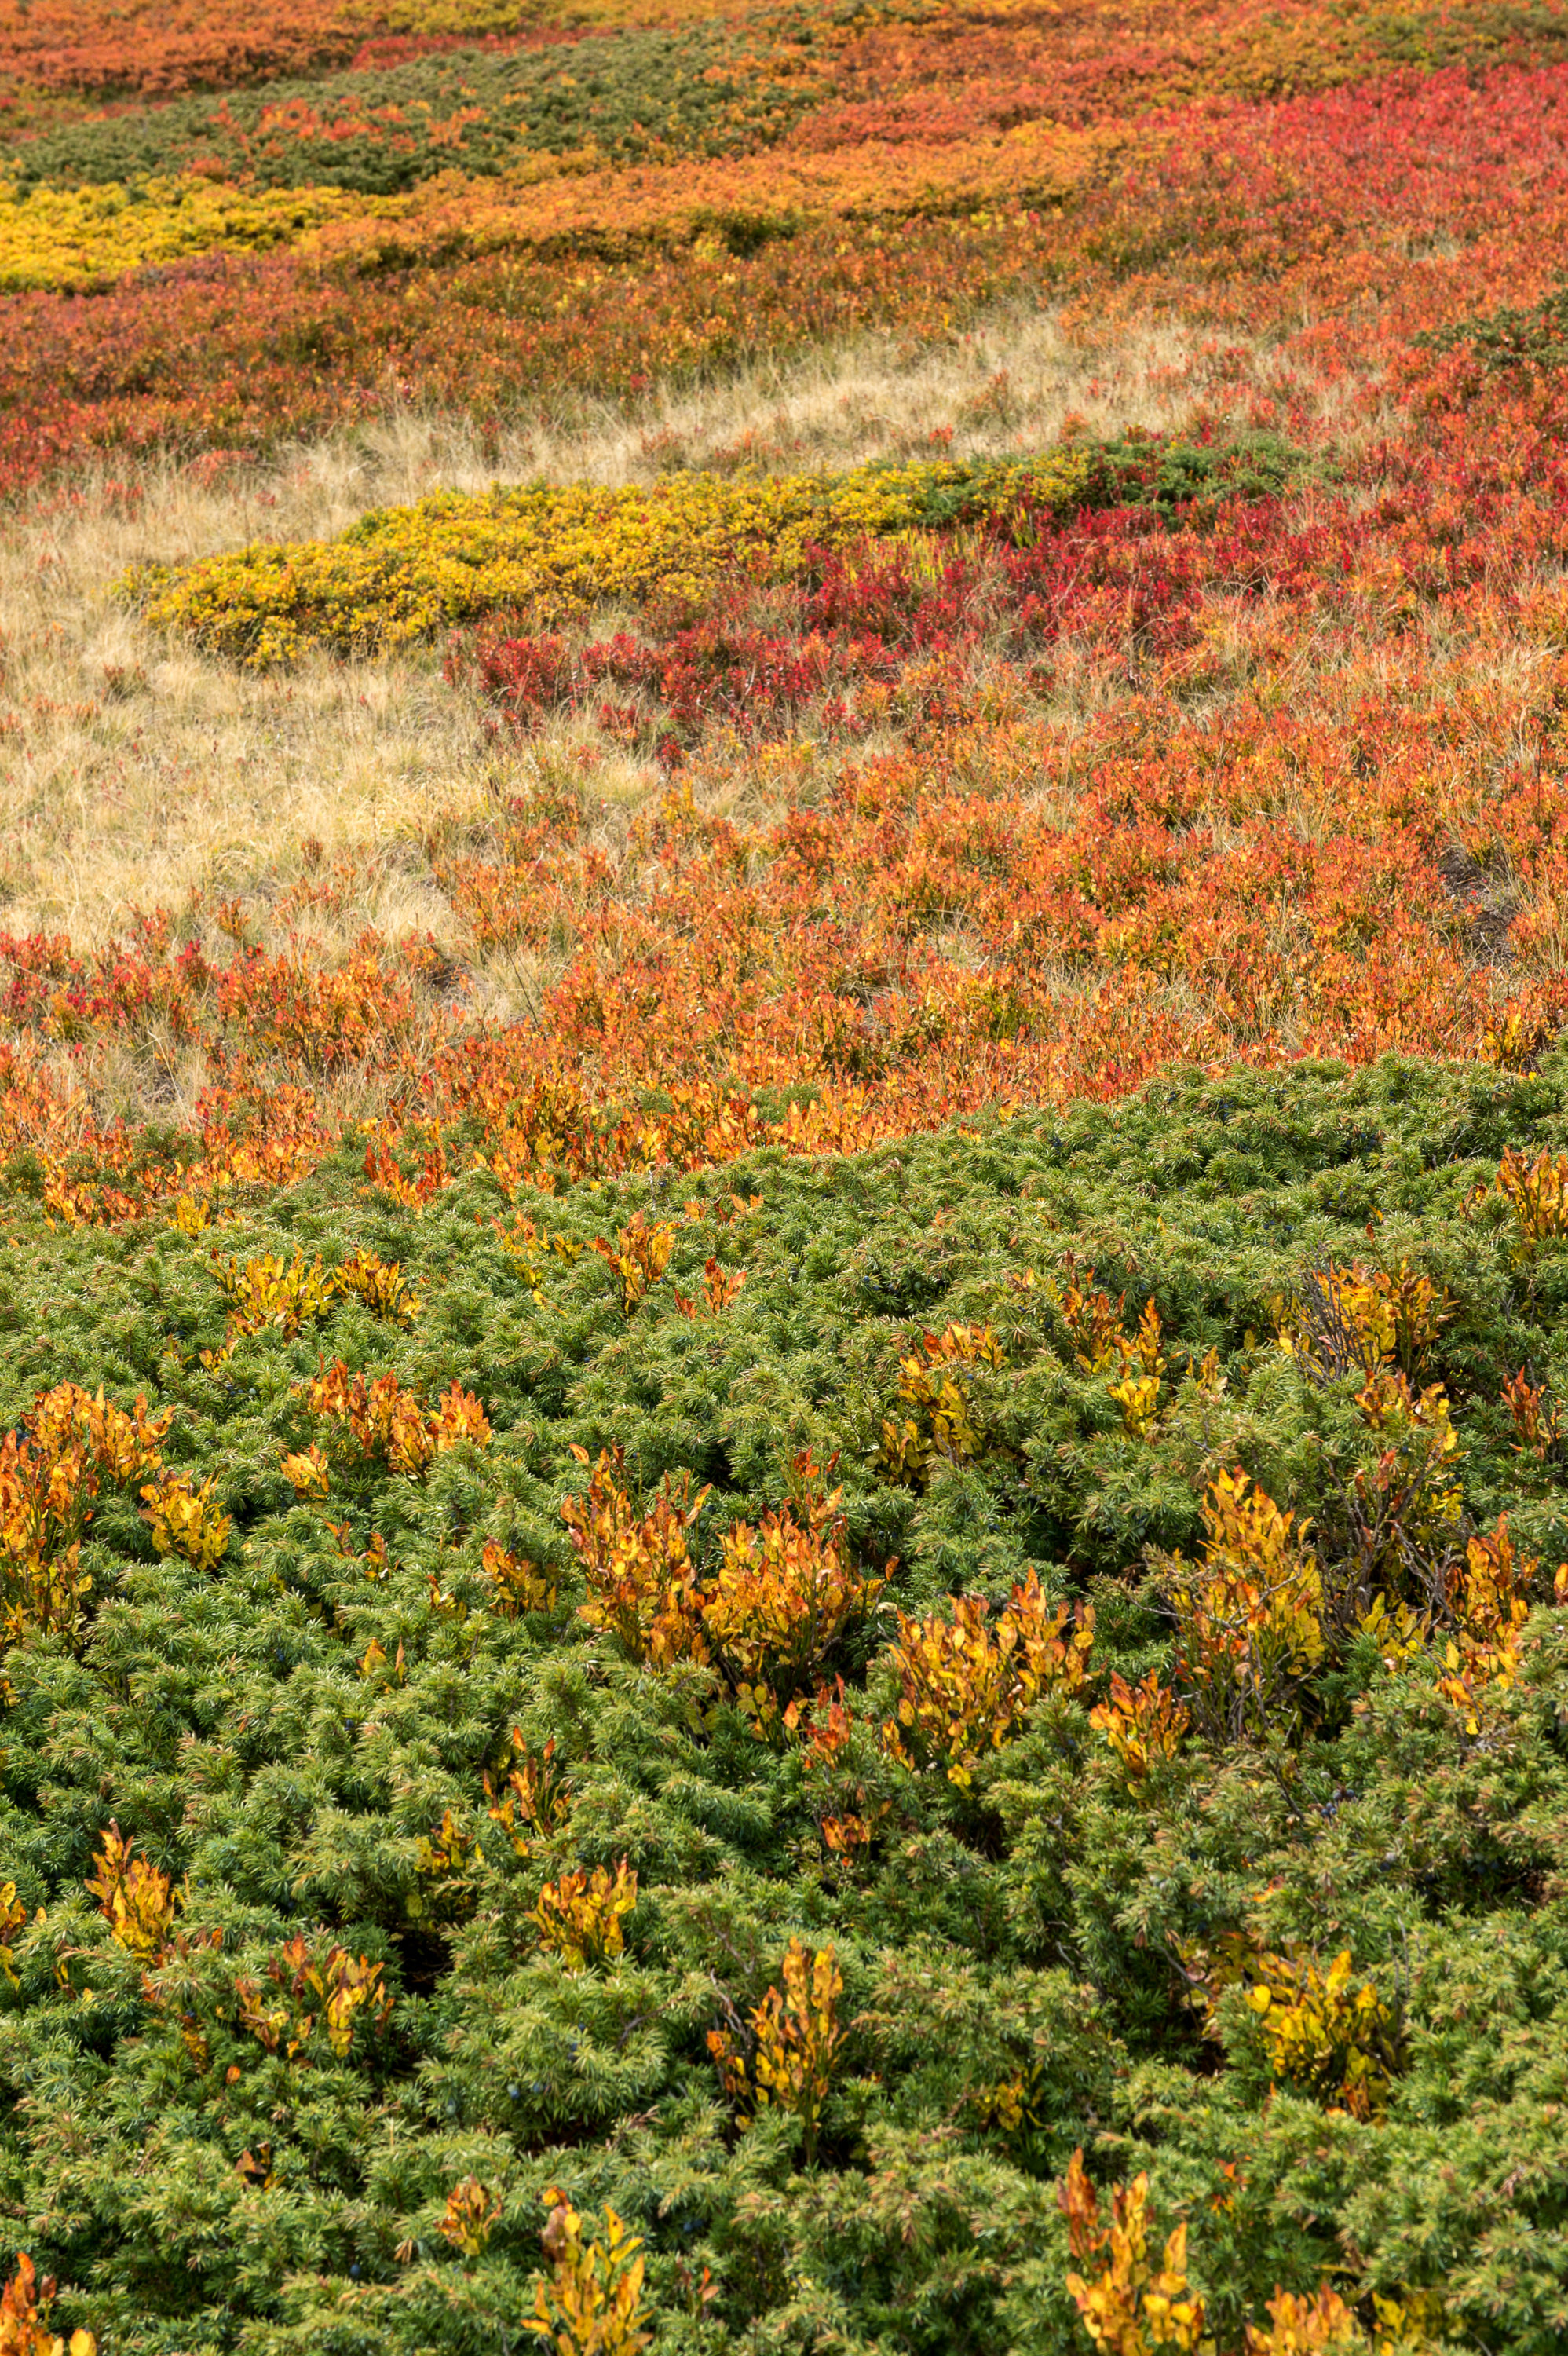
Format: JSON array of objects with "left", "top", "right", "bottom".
[{"left": 3, "top": 1053, "right": 1568, "bottom": 2352}]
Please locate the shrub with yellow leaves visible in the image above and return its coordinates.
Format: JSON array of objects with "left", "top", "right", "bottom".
[
  {"left": 1058, "top": 2148, "right": 1208, "bottom": 2356},
  {"left": 1109, "top": 1299, "right": 1167, "bottom": 1439},
  {"left": 590, "top": 1213, "right": 675, "bottom": 1319},
  {"left": 0, "top": 1885, "right": 30, "bottom": 1992},
  {"left": 0, "top": 2252, "right": 96, "bottom": 2356},
  {"left": 876, "top": 1322, "right": 1004, "bottom": 1485},
  {"left": 700, "top": 1462, "right": 886, "bottom": 1733},
  {"left": 1090, "top": 1670, "right": 1190, "bottom": 1783},
  {"left": 209, "top": 1249, "right": 338, "bottom": 1361},
  {"left": 1495, "top": 1143, "right": 1568, "bottom": 1262},
  {"left": 532, "top": 1862, "right": 638, "bottom": 1971},
  {"left": 562, "top": 1447, "right": 709, "bottom": 1667},
  {"left": 280, "top": 1444, "right": 331, "bottom": 1501},
  {"left": 1185, "top": 1939, "right": 1402, "bottom": 2120},
  {"left": 0, "top": 1382, "right": 171, "bottom": 1651},
  {"left": 1164, "top": 1470, "right": 1323, "bottom": 1744},
  {"left": 524, "top": 2192, "right": 651, "bottom": 2356},
  {"left": 1277, "top": 1260, "right": 1450, "bottom": 1383},
  {"left": 139, "top": 1470, "right": 231, "bottom": 1568},
  {"left": 883, "top": 1572, "right": 1094, "bottom": 1786},
  {"left": 303, "top": 1361, "right": 491, "bottom": 1477},
  {"left": 707, "top": 1937, "right": 844, "bottom": 2164},
  {"left": 486, "top": 1731, "right": 572, "bottom": 1857},
  {"left": 1245, "top": 2288, "right": 1361, "bottom": 2355},
  {"left": 233, "top": 1934, "right": 392, "bottom": 2062},
  {"left": 334, "top": 1250, "right": 420, "bottom": 1323},
  {"left": 437, "top": 2176, "right": 502, "bottom": 2258},
  {"left": 84, "top": 1825, "right": 181, "bottom": 1963},
  {"left": 480, "top": 1538, "right": 557, "bottom": 1619},
  {"left": 1052, "top": 1269, "right": 1128, "bottom": 1374}
]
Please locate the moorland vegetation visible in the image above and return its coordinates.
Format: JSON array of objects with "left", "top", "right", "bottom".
[{"left": 4, "top": 3, "right": 1568, "bottom": 2352}]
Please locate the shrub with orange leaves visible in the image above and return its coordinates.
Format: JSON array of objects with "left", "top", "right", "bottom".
[
  {"left": 591, "top": 1213, "right": 675, "bottom": 1319},
  {"left": 437, "top": 2176, "right": 502, "bottom": 2258},
  {"left": 1245, "top": 2288, "right": 1361, "bottom": 2355},
  {"left": 786, "top": 1680, "right": 893, "bottom": 1857},
  {"left": 0, "top": 1381, "right": 171, "bottom": 1649},
  {"left": 1090, "top": 1670, "right": 1190, "bottom": 1783},
  {"left": 1495, "top": 1144, "right": 1568, "bottom": 1263},
  {"left": 707, "top": 1936, "right": 844, "bottom": 2164},
  {"left": 486, "top": 1731, "right": 572, "bottom": 1857},
  {"left": 876, "top": 1321, "right": 1004, "bottom": 1484},
  {"left": 302, "top": 1360, "right": 491, "bottom": 1476},
  {"left": 883, "top": 1572, "right": 1094, "bottom": 1786},
  {"left": 84, "top": 1824, "right": 181, "bottom": 1963},
  {"left": 1058, "top": 2148, "right": 1208, "bottom": 2356},
  {"left": 0, "top": 2253, "right": 95, "bottom": 2356},
  {"left": 532, "top": 1862, "right": 638, "bottom": 1971},
  {"left": 1052, "top": 1270, "right": 1128, "bottom": 1374},
  {"left": 233, "top": 1933, "right": 391, "bottom": 2061},
  {"left": 525, "top": 2192, "right": 651, "bottom": 2356},
  {"left": 480, "top": 1537, "right": 557, "bottom": 1618},
  {"left": 700, "top": 1461, "right": 886, "bottom": 1733},
  {"left": 1502, "top": 1366, "right": 1561, "bottom": 1459},
  {"left": 674, "top": 1256, "right": 747, "bottom": 1318},
  {"left": 1164, "top": 1471, "right": 1324, "bottom": 1745},
  {"left": 280, "top": 1443, "right": 331, "bottom": 1499},
  {"left": 561, "top": 1446, "right": 710, "bottom": 1667},
  {"left": 139, "top": 1469, "right": 231, "bottom": 1568}
]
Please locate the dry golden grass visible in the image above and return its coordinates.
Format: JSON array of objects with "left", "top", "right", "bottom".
[{"left": 0, "top": 301, "right": 1279, "bottom": 959}]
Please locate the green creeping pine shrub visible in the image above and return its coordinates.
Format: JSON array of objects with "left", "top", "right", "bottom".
[
  {"left": 8, "top": 1052, "right": 1568, "bottom": 2350},
  {"left": 5, "top": 14, "right": 832, "bottom": 199}
]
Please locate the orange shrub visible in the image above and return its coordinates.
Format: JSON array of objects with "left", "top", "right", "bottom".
[
  {"left": 1058, "top": 2148, "right": 1207, "bottom": 2356},
  {"left": 707, "top": 1937, "right": 844, "bottom": 2164},
  {"left": 532, "top": 1862, "right": 638, "bottom": 1971},
  {"left": 1165, "top": 1471, "right": 1323, "bottom": 1744},
  {"left": 302, "top": 1360, "right": 491, "bottom": 1476},
  {"left": 883, "top": 1572, "right": 1094, "bottom": 1786},
  {"left": 84, "top": 1824, "right": 181, "bottom": 1963}
]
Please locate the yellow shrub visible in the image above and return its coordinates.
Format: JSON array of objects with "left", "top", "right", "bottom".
[
  {"left": 1058, "top": 2148, "right": 1208, "bottom": 2356},
  {"left": 524, "top": 2193, "right": 651, "bottom": 2356},
  {"left": 0, "top": 173, "right": 388, "bottom": 295},
  {"left": 707, "top": 1937, "right": 844, "bottom": 2164},
  {"left": 0, "top": 1382, "right": 171, "bottom": 1650},
  {"left": 1090, "top": 1670, "right": 1190, "bottom": 1782},
  {"left": 532, "top": 1862, "right": 638, "bottom": 1971},
  {"left": 590, "top": 1213, "right": 676, "bottom": 1319},
  {"left": 562, "top": 1447, "right": 710, "bottom": 1666},
  {"left": 486, "top": 1732, "right": 572, "bottom": 1857},
  {"left": 85, "top": 1825, "right": 181, "bottom": 1963},
  {"left": 134, "top": 452, "right": 1106, "bottom": 666},
  {"left": 1496, "top": 1143, "right": 1568, "bottom": 1262},
  {"left": 1166, "top": 1470, "right": 1323, "bottom": 1743},
  {"left": 481, "top": 1538, "right": 557, "bottom": 1619},
  {"left": 1278, "top": 1260, "right": 1450, "bottom": 1382},
  {"left": 437, "top": 2177, "right": 502, "bottom": 2259},
  {"left": 876, "top": 1321, "right": 1004, "bottom": 1484},
  {"left": 701, "top": 1473, "right": 886, "bottom": 1733},
  {"left": 0, "top": 2252, "right": 97, "bottom": 2356},
  {"left": 140, "top": 1471, "right": 231, "bottom": 1569},
  {"left": 884, "top": 1572, "right": 1094, "bottom": 1786},
  {"left": 1245, "top": 2288, "right": 1361, "bottom": 2354}
]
